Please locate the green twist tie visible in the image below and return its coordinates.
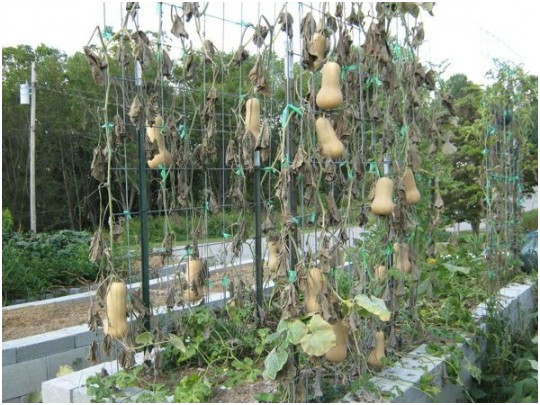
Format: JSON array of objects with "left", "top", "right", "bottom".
[
  {"left": 341, "top": 64, "right": 357, "bottom": 80},
  {"left": 122, "top": 210, "right": 132, "bottom": 220},
  {"left": 101, "top": 122, "right": 113, "bottom": 129},
  {"left": 204, "top": 201, "right": 210, "bottom": 212},
  {"left": 400, "top": 125, "right": 409, "bottom": 137},
  {"left": 279, "top": 104, "right": 303, "bottom": 127},
  {"left": 281, "top": 154, "right": 291, "bottom": 169},
  {"left": 263, "top": 166, "right": 279, "bottom": 174},
  {"left": 309, "top": 212, "right": 316, "bottom": 222},
  {"left": 103, "top": 26, "right": 113, "bottom": 41},
  {"left": 234, "top": 165, "right": 245, "bottom": 177},
  {"left": 366, "top": 75, "right": 382, "bottom": 89},
  {"left": 385, "top": 243, "right": 393, "bottom": 259},
  {"left": 291, "top": 216, "right": 300, "bottom": 225},
  {"left": 488, "top": 125, "right": 497, "bottom": 136},
  {"left": 368, "top": 162, "right": 381, "bottom": 177},
  {"left": 158, "top": 164, "right": 168, "bottom": 182},
  {"left": 482, "top": 147, "right": 488, "bottom": 156},
  {"left": 221, "top": 276, "right": 230, "bottom": 288},
  {"left": 206, "top": 279, "right": 213, "bottom": 288},
  {"left": 222, "top": 232, "right": 232, "bottom": 239},
  {"left": 177, "top": 124, "right": 187, "bottom": 138},
  {"left": 288, "top": 270, "right": 297, "bottom": 283}
]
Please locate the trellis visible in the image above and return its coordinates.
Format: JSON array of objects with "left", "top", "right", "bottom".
[{"left": 82, "top": 2, "right": 501, "bottom": 400}]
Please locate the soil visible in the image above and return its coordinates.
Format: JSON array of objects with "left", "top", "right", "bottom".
[{"left": 2, "top": 264, "right": 256, "bottom": 341}]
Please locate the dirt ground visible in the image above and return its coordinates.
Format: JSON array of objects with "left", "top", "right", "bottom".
[{"left": 2, "top": 264, "right": 256, "bottom": 341}]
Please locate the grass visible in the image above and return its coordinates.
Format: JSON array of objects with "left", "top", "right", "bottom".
[{"left": 523, "top": 209, "right": 537, "bottom": 232}]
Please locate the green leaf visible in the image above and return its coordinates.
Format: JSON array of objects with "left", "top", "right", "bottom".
[
  {"left": 353, "top": 294, "right": 391, "bottom": 321},
  {"left": 262, "top": 347, "right": 288, "bottom": 380},
  {"left": 299, "top": 315, "right": 336, "bottom": 356},
  {"left": 528, "top": 359, "right": 538, "bottom": 371},
  {"left": 135, "top": 331, "right": 154, "bottom": 345},
  {"left": 286, "top": 320, "right": 307, "bottom": 345},
  {"left": 443, "top": 263, "right": 471, "bottom": 274},
  {"left": 169, "top": 333, "right": 186, "bottom": 353}
]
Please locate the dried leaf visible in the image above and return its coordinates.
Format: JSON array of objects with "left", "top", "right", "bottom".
[
  {"left": 87, "top": 341, "right": 99, "bottom": 365},
  {"left": 253, "top": 24, "right": 269, "bottom": 47},
  {"left": 203, "top": 40, "right": 217, "bottom": 62},
  {"left": 83, "top": 46, "right": 107, "bottom": 87},
  {"left": 171, "top": 14, "right": 189, "bottom": 39},
  {"left": 90, "top": 147, "right": 107, "bottom": 183},
  {"left": 279, "top": 12, "right": 294, "bottom": 38},
  {"left": 128, "top": 95, "right": 143, "bottom": 126},
  {"left": 162, "top": 49, "right": 172, "bottom": 77},
  {"left": 233, "top": 46, "right": 249, "bottom": 65},
  {"left": 183, "top": 2, "right": 199, "bottom": 22}
]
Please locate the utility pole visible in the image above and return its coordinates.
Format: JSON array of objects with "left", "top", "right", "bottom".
[{"left": 30, "top": 62, "right": 37, "bottom": 233}]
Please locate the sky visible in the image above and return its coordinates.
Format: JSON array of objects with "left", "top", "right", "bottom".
[{"left": 1, "top": 1, "right": 539, "bottom": 85}]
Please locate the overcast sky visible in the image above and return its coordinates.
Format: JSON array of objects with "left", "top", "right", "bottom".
[{"left": 1, "top": 1, "right": 539, "bottom": 85}]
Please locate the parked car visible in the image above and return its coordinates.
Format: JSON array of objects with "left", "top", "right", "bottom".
[{"left": 521, "top": 230, "right": 538, "bottom": 272}]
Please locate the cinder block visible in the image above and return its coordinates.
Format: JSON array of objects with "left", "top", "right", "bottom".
[
  {"left": 2, "top": 397, "right": 20, "bottom": 402},
  {"left": 42, "top": 377, "right": 77, "bottom": 403},
  {"left": 2, "top": 347, "right": 17, "bottom": 366},
  {"left": 2, "top": 357, "right": 47, "bottom": 400},
  {"left": 46, "top": 346, "right": 90, "bottom": 379},
  {"left": 16, "top": 333, "right": 75, "bottom": 362}
]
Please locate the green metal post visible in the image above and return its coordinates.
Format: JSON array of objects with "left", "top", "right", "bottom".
[{"left": 254, "top": 150, "right": 263, "bottom": 313}]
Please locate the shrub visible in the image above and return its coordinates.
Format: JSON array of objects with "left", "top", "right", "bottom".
[
  {"left": 522, "top": 209, "right": 537, "bottom": 232},
  {"left": 2, "top": 208, "right": 13, "bottom": 232},
  {"left": 2, "top": 230, "right": 99, "bottom": 304}
]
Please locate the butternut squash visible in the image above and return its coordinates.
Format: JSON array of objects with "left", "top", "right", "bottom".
[
  {"left": 316, "top": 61, "right": 343, "bottom": 110},
  {"left": 374, "top": 265, "right": 387, "bottom": 280},
  {"left": 184, "top": 258, "right": 205, "bottom": 302},
  {"left": 371, "top": 177, "right": 394, "bottom": 216},
  {"left": 267, "top": 239, "right": 282, "bottom": 274},
  {"left": 315, "top": 117, "right": 345, "bottom": 159},
  {"left": 367, "top": 331, "right": 386, "bottom": 368},
  {"left": 394, "top": 242, "right": 411, "bottom": 273},
  {"left": 309, "top": 33, "right": 327, "bottom": 69},
  {"left": 105, "top": 281, "right": 129, "bottom": 339},
  {"left": 402, "top": 168, "right": 421, "bottom": 205},
  {"left": 325, "top": 321, "right": 349, "bottom": 363},
  {"left": 305, "top": 267, "right": 324, "bottom": 313},
  {"left": 245, "top": 98, "right": 260, "bottom": 139},
  {"left": 147, "top": 115, "right": 173, "bottom": 169}
]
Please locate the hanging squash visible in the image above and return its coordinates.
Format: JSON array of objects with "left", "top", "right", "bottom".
[
  {"left": 374, "top": 265, "right": 387, "bottom": 280},
  {"left": 402, "top": 168, "right": 421, "bottom": 205},
  {"left": 370, "top": 177, "right": 394, "bottom": 216},
  {"left": 316, "top": 61, "right": 343, "bottom": 110},
  {"left": 310, "top": 32, "right": 327, "bottom": 68},
  {"left": 315, "top": 117, "right": 345, "bottom": 159},
  {"left": 305, "top": 267, "right": 324, "bottom": 313},
  {"left": 325, "top": 320, "right": 349, "bottom": 363},
  {"left": 267, "top": 239, "right": 283, "bottom": 274},
  {"left": 147, "top": 115, "right": 173, "bottom": 169},
  {"left": 394, "top": 242, "right": 411, "bottom": 273},
  {"left": 367, "top": 331, "right": 386, "bottom": 368},
  {"left": 245, "top": 98, "right": 260, "bottom": 139},
  {"left": 184, "top": 258, "right": 205, "bottom": 302},
  {"left": 105, "top": 281, "right": 129, "bottom": 339}
]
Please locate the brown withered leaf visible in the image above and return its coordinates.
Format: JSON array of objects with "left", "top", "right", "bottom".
[
  {"left": 253, "top": 24, "right": 269, "bottom": 47},
  {"left": 408, "top": 143, "right": 421, "bottom": 171},
  {"left": 248, "top": 56, "right": 269, "bottom": 95},
  {"left": 412, "top": 23, "right": 425, "bottom": 47},
  {"left": 83, "top": 46, "right": 107, "bottom": 87},
  {"left": 346, "top": 4, "right": 364, "bottom": 27},
  {"left": 128, "top": 95, "right": 143, "bottom": 126},
  {"left": 325, "top": 13, "right": 338, "bottom": 34},
  {"left": 324, "top": 159, "right": 337, "bottom": 183},
  {"left": 184, "top": 53, "right": 197, "bottom": 80},
  {"left": 90, "top": 146, "right": 107, "bottom": 183},
  {"left": 335, "top": 3, "right": 343, "bottom": 18},
  {"left": 162, "top": 49, "right": 172, "bottom": 77},
  {"left": 183, "top": 2, "right": 199, "bottom": 22},
  {"left": 256, "top": 119, "right": 270, "bottom": 151},
  {"left": 291, "top": 147, "right": 308, "bottom": 173},
  {"left": 300, "top": 12, "right": 316, "bottom": 39},
  {"left": 203, "top": 40, "right": 217, "bottom": 62},
  {"left": 225, "top": 138, "right": 237, "bottom": 167},
  {"left": 87, "top": 341, "right": 99, "bottom": 365},
  {"left": 89, "top": 230, "right": 105, "bottom": 264},
  {"left": 113, "top": 114, "right": 126, "bottom": 145},
  {"left": 103, "top": 334, "right": 112, "bottom": 356},
  {"left": 88, "top": 303, "right": 102, "bottom": 332},
  {"left": 205, "top": 188, "right": 220, "bottom": 214},
  {"left": 262, "top": 209, "right": 274, "bottom": 234},
  {"left": 166, "top": 287, "right": 176, "bottom": 309},
  {"left": 279, "top": 12, "right": 294, "bottom": 38},
  {"left": 326, "top": 193, "right": 341, "bottom": 225},
  {"left": 242, "top": 131, "right": 255, "bottom": 172},
  {"left": 119, "top": 348, "right": 136, "bottom": 370},
  {"left": 400, "top": 2, "right": 420, "bottom": 18},
  {"left": 132, "top": 31, "right": 153, "bottom": 66},
  {"left": 233, "top": 46, "right": 249, "bottom": 65},
  {"left": 420, "top": 2, "right": 435, "bottom": 16},
  {"left": 171, "top": 14, "right": 189, "bottom": 39}
]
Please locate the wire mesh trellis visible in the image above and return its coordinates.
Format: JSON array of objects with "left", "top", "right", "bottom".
[{"left": 81, "top": 2, "right": 531, "bottom": 401}]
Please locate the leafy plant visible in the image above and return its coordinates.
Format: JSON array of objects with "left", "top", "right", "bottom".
[{"left": 173, "top": 374, "right": 212, "bottom": 403}]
